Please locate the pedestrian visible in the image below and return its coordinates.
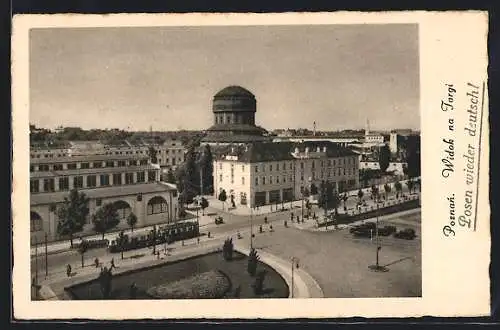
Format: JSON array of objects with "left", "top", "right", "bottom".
[
  {"left": 197, "top": 237, "right": 200, "bottom": 244},
  {"left": 110, "top": 258, "right": 116, "bottom": 270},
  {"left": 130, "top": 282, "right": 138, "bottom": 299},
  {"left": 284, "top": 220, "right": 288, "bottom": 228},
  {"left": 290, "top": 212, "right": 294, "bottom": 221},
  {"left": 259, "top": 225, "right": 263, "bottom": 233},
  {"left": 94, "top": 257, "right": 100, "bottom": 268},
  {"left": 264, "top": 216, "right": 268, "bottom": 224},
  {"left": 270, "top": 224, "right": 274, "bottom": 232},
  {"left": 208, "top": 231, "right": 211, "bottom": 238},
  {"left": 296, "top": 215, "right": 299, "bottom": 223},
  {"left": 66, "top": 264, "right": 72, "bottom": 277}
]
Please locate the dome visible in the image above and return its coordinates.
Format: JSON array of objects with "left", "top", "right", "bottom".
[{"left": 214, "top": 86, "right": 255, "bottom": 98}]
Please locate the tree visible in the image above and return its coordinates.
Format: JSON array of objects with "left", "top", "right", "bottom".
[
  {"left": 357, "top": 189, "right": 364, "bottom": 202},
  {"left": 247, "top": 248, "right": 260, "bottom": 276},
  {"left": 378, "top": 144, "right": 391, "bottom": 173},
  {"left": 200, "top": 197, "right": 209, "bottom": 215},
  {"left": 318, "top": 181, "right": 334, "bottom": 212},
  {"left": 126, "top": 212, "right": 138, "bottom": 233},
  {"left": 310, "top": 183, "right": 318, "bottom": 195},
  {"left": 98, "top": 267, "right": 113, "bottom": 299},
  {"left": 252, "top": 270, "right": 267, "bottom": 295},
  {"left": 384, "top": 183, "right": 391, "bottom": 199},
  {"left": 222, "top": 237, "right": 234, "bottom": 261},
  {"left": 302, "top": 187, "right": 310, "bottom": 198},
  {"left": 165, "top": 167, "right": 176, "bottom": 184},
  {"left": 406, "top": 180, "right": 415, "bottom": 194},
  {"left": 405, "top": 143, "right": 421, "bottom": 179},
  {"left": 56, "top": 189, "right": 90, "bottom": 248},
  {"left": 394, "top": 181, "right": 403, "bottom": 198},
  {"left": 371, "top": 185, "right": 380, "bottom": 201},
  {"left": 78, "top": 239, "right": 88, "bottom": 268},
  {"left": 218, "top": 189, "right": 227, "bottom": 211},
  {"left": 116, "top": 231, "right": 128, "bottom": 260},
  {"left": 198, "top": 144, "right": 214, "bottom": 195},
  {"left": 92, "top": 203, "right": 120, "bottom": 240}
]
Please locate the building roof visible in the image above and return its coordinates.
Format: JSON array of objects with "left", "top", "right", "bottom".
[
  {"left": 217, "top": 141, "right": 357, "bottom": 163},
  {"left": 30, "top": 153, "right": 150, "bottom": 165},
  {"left": 30, "top": 182, "right": 175, "bottom": 206},
  {"left": 214, "top": 86, "right": 255, "bottom": 98},
  {"left": 30, "top": 164, "right": 159, "bottom": 179}
]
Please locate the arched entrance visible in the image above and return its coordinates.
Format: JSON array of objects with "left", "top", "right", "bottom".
[
  {"left": 147, "top": 196, "right": 169, "bottom": 216},
  {"left": 112, "top": 200, "right": 132, "bottom": 222},
  {"left": 30, "top": 211, "right": 43, "bottom": 232}
]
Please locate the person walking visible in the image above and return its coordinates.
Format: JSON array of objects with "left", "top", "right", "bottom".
[
  {"left": 94, "top": 257, "right": 100, "bottom": 268},
  {"left": 66, "top": 264, "right": 72, "bottom": 277},
  {"left": 110, "top": 258, "right": 116, "bottom": 270}
]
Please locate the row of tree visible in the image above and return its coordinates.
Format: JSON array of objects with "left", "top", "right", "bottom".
[{"left": 56, "top": 189, "right": 138, "bottom": 248}]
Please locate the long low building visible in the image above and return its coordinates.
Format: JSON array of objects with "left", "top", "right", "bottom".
[
  {"left": 30, "top": 153, "right": 179, "bottom": 243},
  {"left": 213, "top": 141, "right": 359, "bottom": 208}
]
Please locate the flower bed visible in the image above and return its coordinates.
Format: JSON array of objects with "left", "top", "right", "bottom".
[{"left": 146, "top": 270, "right": 231, "bottom": 299}]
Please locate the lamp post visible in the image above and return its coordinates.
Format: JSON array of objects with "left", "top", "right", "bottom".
[
  {"left": 250, "top": 206, "right": 254, "bottom": 250},
  {"left": 369, "top": 192, "right": 386, "bottom": 272},
  {"left": 44, "top": 233, "right": 48, "bottom": 278},
  {"left": 291, "top": 257, "right": 299, "bottom": 298}
]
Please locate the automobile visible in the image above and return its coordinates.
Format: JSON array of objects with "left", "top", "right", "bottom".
[
  {"left": 349, "top": 222, "right": 376, "bottom": 234},
  {"left": 378, "top": 225, "right": 397, "bottom": 236},
  {"left": 394, "top": 228, "right": 416, "bottom": 240},
  {"left": 215, "top": 216, "right": 224, "bottom": 225}
]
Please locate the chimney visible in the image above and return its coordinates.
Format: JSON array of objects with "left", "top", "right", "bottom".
[{"left": 323, "top": 146, "right": 327, "bottom": 152}]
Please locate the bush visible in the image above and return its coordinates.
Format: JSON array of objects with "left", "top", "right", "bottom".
[
  {"left": 252, "top": 270, "right": 267, "bottom": 295},
  {"left": 247, "top": 248, "right": 260, "bottom": 276},
  {"left": 222, "top": 238, "right": 234, "bottom": 261},
  {"left": 146, "top": 270, "right": 230, "bottom": 299}
]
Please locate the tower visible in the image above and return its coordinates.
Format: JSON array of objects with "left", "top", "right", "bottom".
[{"left": 313, "top": 121, "right": 316, "bottom": 136}]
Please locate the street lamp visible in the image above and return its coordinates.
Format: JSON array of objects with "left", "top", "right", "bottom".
[
  {"left": 291, "top": 257, "right": 300, "bottom": 298},
  {"left": 250, "top": 206, "right": 254, "bottom": 250},
  {"left": 369, "top": 192, "right": 387, "bottom": 272}
]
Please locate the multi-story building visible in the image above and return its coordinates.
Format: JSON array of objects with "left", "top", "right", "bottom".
[
  {"left": 212, "top": 141, "right": 359, "bottom": 208},
  {"left": 30, "top": 153, "right": 179, "bottom": 242},
  {"left": 156, "top": 138, "right": 186, "bottom": 171}
]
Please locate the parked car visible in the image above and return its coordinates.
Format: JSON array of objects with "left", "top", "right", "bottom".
[
  {"left": 378, "top": 225, "right": 397, "bottom": 236},
  {"left": 215, "top": 216, "right": 224, "bottom": 225},
  {"left": 394, "top": 228, "right": 416, "bottom": 240},
  {"left": 349, "top": 222, "right": 376, "bottom": 234}
]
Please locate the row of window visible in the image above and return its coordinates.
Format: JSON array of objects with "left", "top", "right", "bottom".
[
  {"left": 31, "top": 159, "right": 149, "bottom": 172},
  {"left": 30, "top": 171, "right": 158, "bottom": 193},
  {"left": 298, "top": 167, "right": 356, "bottom": 181},
  {"left": 254, "top": 162, "right": 294, "bottom": 173}
]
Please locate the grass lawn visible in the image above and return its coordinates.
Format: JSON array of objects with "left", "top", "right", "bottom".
[{"left": 66, "top": 251, "right": 289, "bottom": 299}]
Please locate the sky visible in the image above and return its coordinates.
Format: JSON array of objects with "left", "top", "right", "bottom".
[{"left": 29, "top": 24, "right": 419, "bottom": 132}]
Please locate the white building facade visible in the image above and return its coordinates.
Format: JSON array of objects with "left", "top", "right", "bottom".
[
  {"left": 213, "top": 142, "right": 359, "bottom": 208},
  {"left": 30, "top": 153, "right": 179, "bottom": 243}
]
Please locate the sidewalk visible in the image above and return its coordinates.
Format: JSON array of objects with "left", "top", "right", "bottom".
[{"left": 234, "top": 243, "right": 323, "bottom": 298}]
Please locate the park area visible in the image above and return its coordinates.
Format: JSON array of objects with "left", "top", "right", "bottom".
[{"left": 65, "top": 251, "right": 289, "bottom": 299}]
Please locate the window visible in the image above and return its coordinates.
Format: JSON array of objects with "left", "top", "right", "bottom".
[
  {"left": 81, "top": 162, "right": 89, "bottom": 169},
  {"left": 300, "top": 162, "right": 304, "bottom": 169},
  {"left": 219, "top": 174, "right": 223, "bottom": 182},
  {"left": 242, "top": 165, "right": 245, "bottom": 171},
  {"left": 39, "top": 164, "right": 49, "bottom": 171},
  {"left": 255, "top": 166, "right": 258, "bottom": 173},
  {"left": 283, "top": 175, "right": 286, "bottom": 183},
  {"left": 59, "top": 177, "right": 69, "bottom": 191},
  {"left": 74, "top": 176, "right": 83, "bottom": 189},
  {"left": 276, "top": 176, "right": 280, "bottom": 184},
  {"left": 219, "top": 163, "right": 222, "bottom": 170},
  {"left": 117, "top": 160, "right": 126, "bottom": 167},
  {"left": 93, "top": 162, "right": 102, "bottom": 168},
  {"left": 269, "top": 176, "right": 272, "bottom": 184},
  {"left": 53, "top": 164, "right": 63, "bottom": 170},
  {"left": 86, "top": 175, "right": 97, "bottom": 188},
  {"left": 113, "top": 173, "right": 122, "bottom": 185},
  {"left": 43, "top": 178, "right": 55, "bottom": 192},
  {"left": 137, "top": 171, "right": 145, "bottom": 183},
  {"left": 100, "top": 174, "right": 110, "bottom": 186},
  {"left": 270, "top": 164, "right": 273, "bottom": 171},
  {"left": 30, "top": 165, "right": 34, "bottom": 172},
  {"left": 290, "top": 163, "right": 293, "bottom": 170},
  {"left": 333, "top": 160, "right": 336, "bottom": 167},
  {"left": 96, "top": 198, "right": 102, "bottom": 207},
  {"left": 255, "top": 177, "right": 258, "bottom": 186},
  {"left": 30, "top": 212, "right": 43, "bottom": 232},
  {"left": 30, "top": 180, "right": 39, "bottom": 193},
  {"left": 105, "top": 161, "right": 114, "bottom": 167},
  {"left": 262, "top": 177, "right": 266, "bottom": 185},
  {"left": 148, "top": 171, "right": 156, "bottom": 182},
  {"left": 125, "top": 173, "right": 134, "bottom": 184},
  {"left": 242, "top": 177, "right": 245, "bottom": 185},
  {"left": 289, "top": 175, "right": 293, "bottom": 182},
  {"left": 140, "top": 159, "right": 148, "bottom": 165},
  {"left": 147, "top": 196, "right": 168, "bottom": 215},
  {"left": 67, "top": 163, "right": 77, "bottom": 170},
  {"left": 312, "top": 161, "right": 315, "bottom": 169}
]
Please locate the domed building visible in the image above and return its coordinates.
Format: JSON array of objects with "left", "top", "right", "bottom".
[{"left": 202, "top": 86, "right": 271, "bottom": 145}]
